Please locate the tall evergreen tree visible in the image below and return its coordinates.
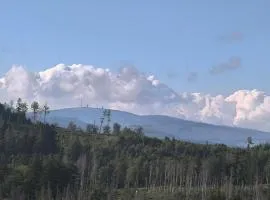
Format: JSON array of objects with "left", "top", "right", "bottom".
[
  {"left": 42, "top": 102, "right": 50, "bottom": 124},
  {"left": 31, "top": 101, "right": 40, "bottom": 122}
]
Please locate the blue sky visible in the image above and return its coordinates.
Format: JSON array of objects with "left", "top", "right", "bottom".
[{"left": 0, "top": 0, "right": 269, "bottom": 95}]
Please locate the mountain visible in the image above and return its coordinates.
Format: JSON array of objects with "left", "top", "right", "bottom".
[{"left": 43, "top": 107, "right": 270, "bottom": 147}]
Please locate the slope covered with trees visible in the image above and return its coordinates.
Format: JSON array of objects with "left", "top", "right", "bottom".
[{"left": 1, "top": 99, "right": 270, "bottom": 199}]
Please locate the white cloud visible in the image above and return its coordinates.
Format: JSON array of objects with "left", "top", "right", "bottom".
[{"left": 1, "top": 64, "right": 270, "bottom": 132}]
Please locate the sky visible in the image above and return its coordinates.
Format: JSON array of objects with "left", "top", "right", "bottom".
[
  {"left": 1, "top": 0, "right": 270, "bottom": 131},
  {"left": 0, "top": 0, "right": 269, "bottom": 94}
]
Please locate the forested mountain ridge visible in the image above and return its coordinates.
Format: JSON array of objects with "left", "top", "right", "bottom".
[
  {"left": 1, "top": 100, "right": 270, "bottom": 199},
  {"left": 44, "top": 107, "right": 270, "bottom": 147}
]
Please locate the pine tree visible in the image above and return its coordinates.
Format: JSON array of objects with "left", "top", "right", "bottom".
[
  {"left": 42, "top": 103, "right": 50, "bottom": 124},
  {"left": 113, "top": 123, "right": 121, "bottom": 135},
  {"left": 31, "top": 101, "right": 40, "bottom": 122}
]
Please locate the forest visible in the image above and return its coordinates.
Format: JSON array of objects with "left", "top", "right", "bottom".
[{"left": 1, "top": 99, "right": 270, "bottom": 199}]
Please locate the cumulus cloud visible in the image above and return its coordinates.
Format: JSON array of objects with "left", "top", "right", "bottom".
[
  {"left": 209, "top": 57, "right": 242, "bottom": 75},
  {"left": 1, "top": 64, "right": 270, "bottom": 132},
  {"left": 0, "top": 64, "right": 180, "bottom": 108}
]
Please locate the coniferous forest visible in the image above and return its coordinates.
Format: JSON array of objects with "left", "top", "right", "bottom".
[{"left": 2, "top": 99, "right": 270, "bottom": 199}]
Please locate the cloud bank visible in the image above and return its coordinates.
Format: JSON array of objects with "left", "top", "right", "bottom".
[{"left": 1, "top": 64, "right": 270, "bottom": 132}]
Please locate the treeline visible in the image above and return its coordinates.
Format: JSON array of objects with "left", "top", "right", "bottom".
[{"left": 1, "top": 100, "right": 270, "bottom": 199}]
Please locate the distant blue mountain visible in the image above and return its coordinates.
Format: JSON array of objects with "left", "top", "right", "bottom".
[{"left": 43, "top": 107, "right": 270, "bottom": 147}]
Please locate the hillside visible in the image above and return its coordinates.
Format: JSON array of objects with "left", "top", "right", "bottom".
[
  {"left": 2, "top": 102, "right": 270, "bottom": 199},
  {"left": 45, "top": 107, "right": 270, "bottom": 147}
]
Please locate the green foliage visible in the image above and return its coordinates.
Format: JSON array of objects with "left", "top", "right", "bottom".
[
  {"left": 67, "top": 121, "right": 77, "bottom": 131},
  {"left": 42, "top": 102, "right": 50, "bottom": 123},
  {"left": 113, "top": 122, "right": 121, "bottom": 135},
  {"left": 1, "top": 100, "right": 270, "bottom": 199},
  {"left": 86, "top": 123, "right": 98, "bottom": 134},
  {"left": 68, "top": 138, "right": 83, "bottom": 161},
  {"left": 103, "top": 125, "right": 111, "bottom": 134},
  {"left": 31, "top": 101, "right": 40, "bottom": 122},
  {"left": 208, "top": 190, "right": 226, "bottom": 200}
]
